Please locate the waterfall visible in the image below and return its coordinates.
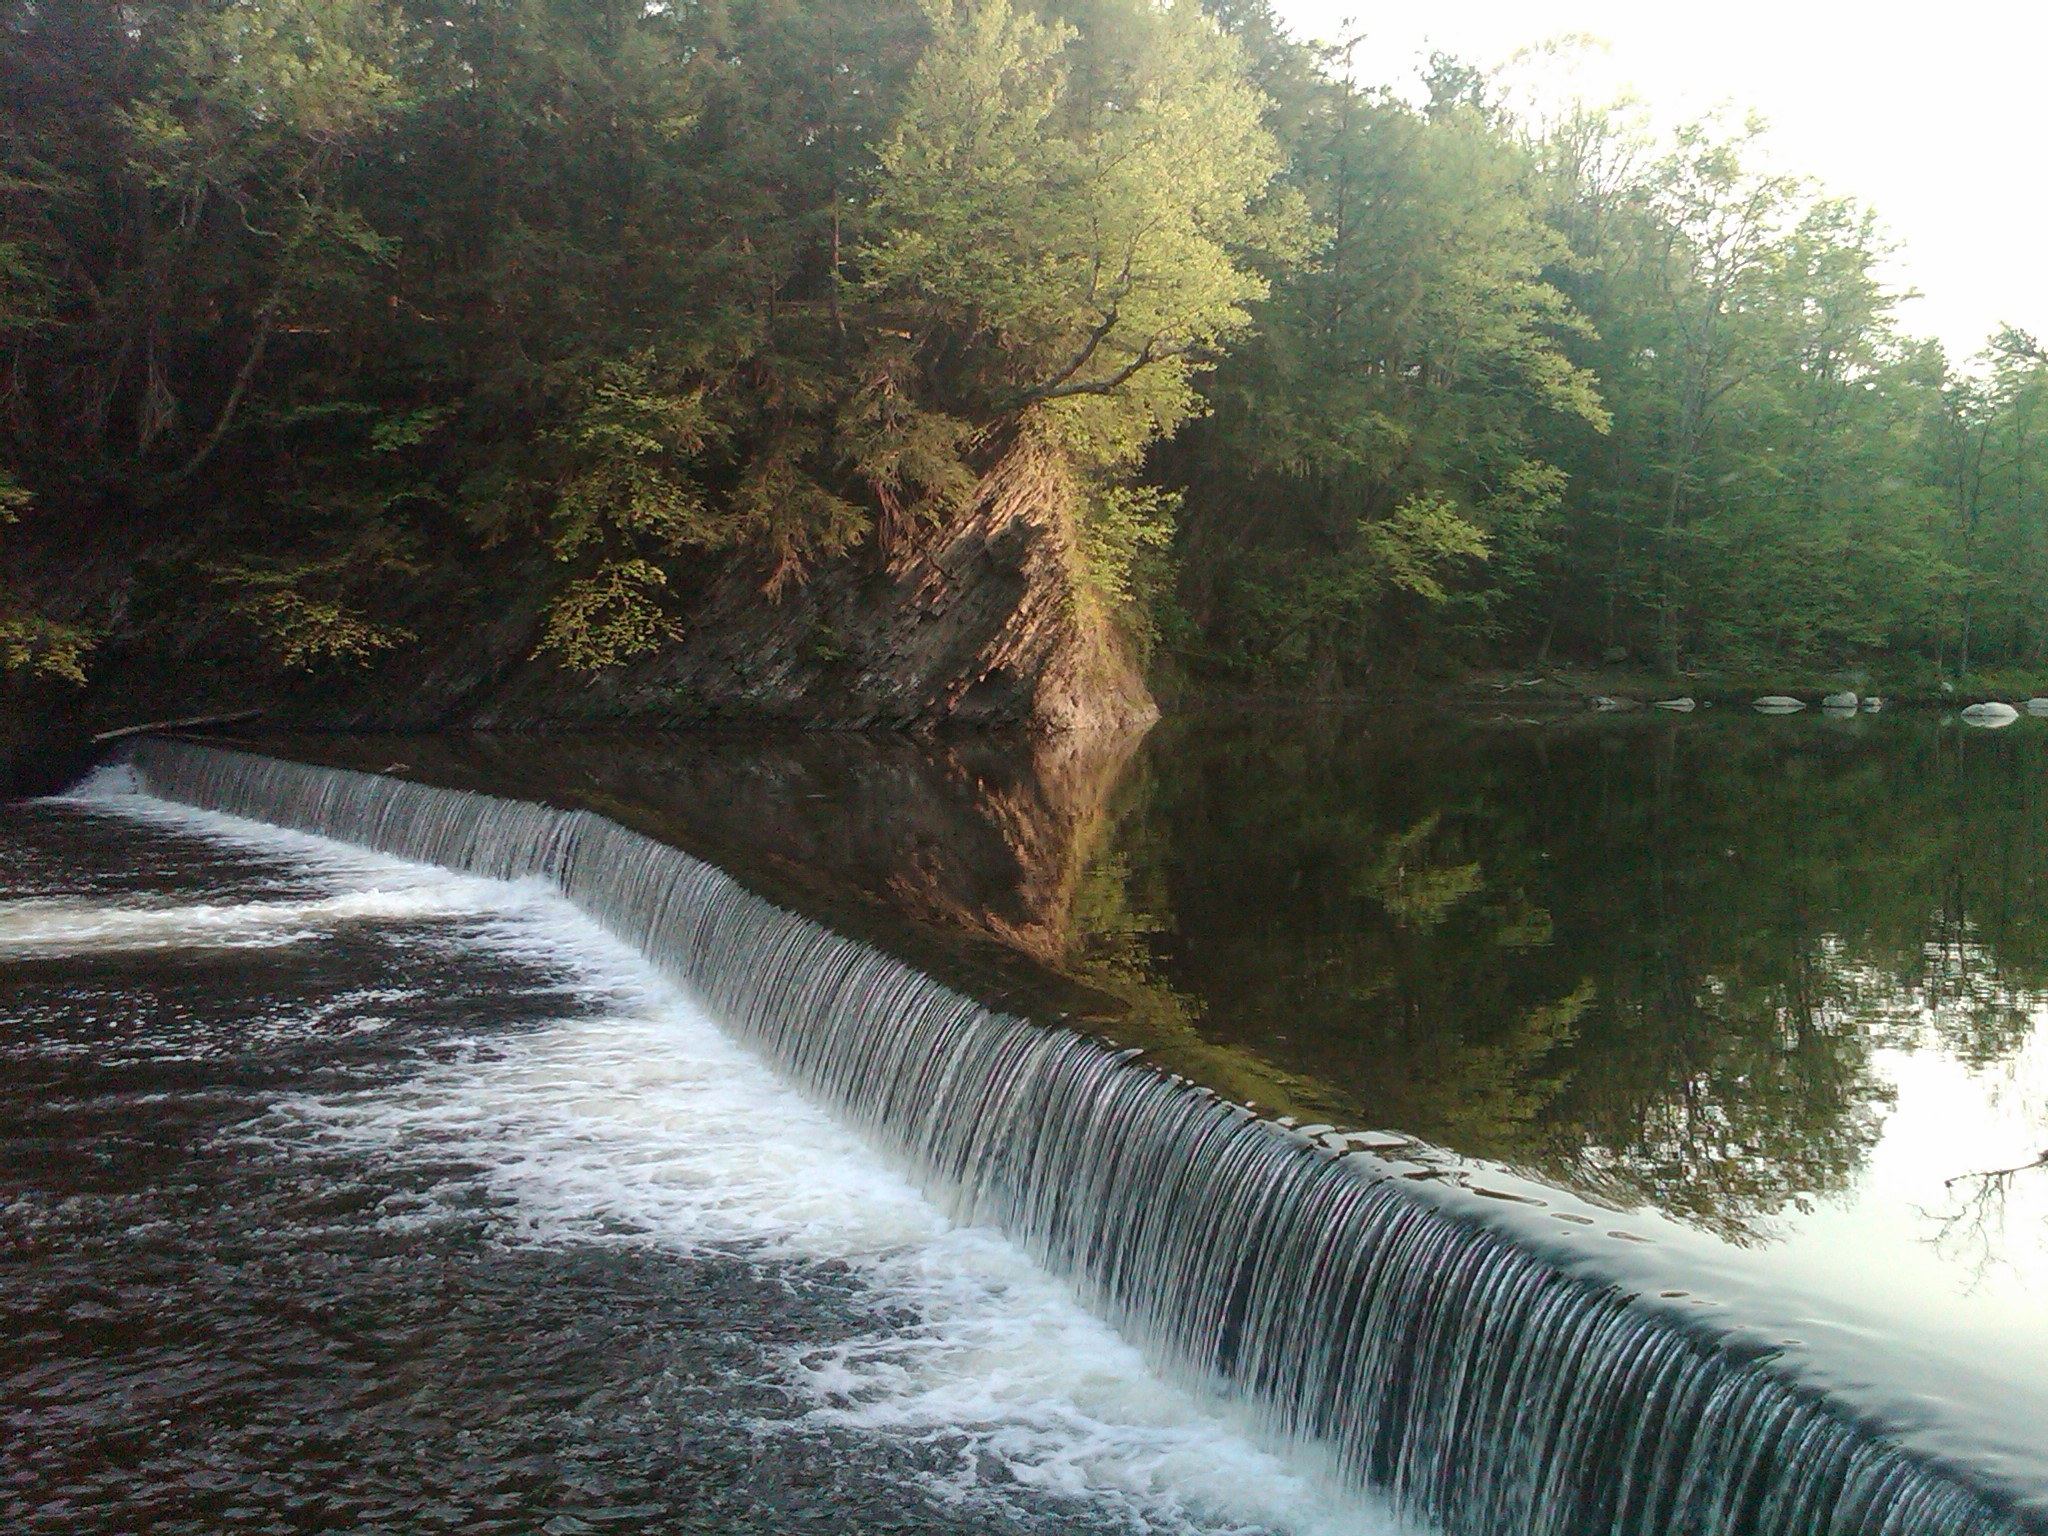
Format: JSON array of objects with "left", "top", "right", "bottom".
[{"left": 120, "top": 739, "right": 2033, "bottom": 1536}]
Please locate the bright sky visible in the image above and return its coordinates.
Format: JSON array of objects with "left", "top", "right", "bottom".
[{"left": 1274, "top": 0, "right": 2048, "bottom": 360}]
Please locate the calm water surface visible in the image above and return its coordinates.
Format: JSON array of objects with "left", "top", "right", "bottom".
[{"left": 0, "top": 785, "right": 1402, "bottom": 1536}]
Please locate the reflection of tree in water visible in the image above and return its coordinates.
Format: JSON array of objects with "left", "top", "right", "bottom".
[
  {"left": 1084, "top": 713, "right": 2048, "bottom": 1246},
  {"left": 1556, "top": 946, "right": 1892, "bottom": 1246},
  {"left": 1925, "top": 1150, "right": 2048, "bottom": 1288},
  {"left": 1898, "top": 929, "right": 2043, "bottom": 1067}
]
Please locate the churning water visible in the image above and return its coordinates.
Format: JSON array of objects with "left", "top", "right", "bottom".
[{"left": 2, "top": 764, "right": 1399, "bottom": 1535}]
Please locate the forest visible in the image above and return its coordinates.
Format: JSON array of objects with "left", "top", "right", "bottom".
[{"left": 4, "top": 0, "right": 2046, "bottom": 711}]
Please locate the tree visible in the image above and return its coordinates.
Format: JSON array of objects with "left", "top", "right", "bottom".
[{"left": 1165, "top": 52, "right": 1604, "bottom": 684}]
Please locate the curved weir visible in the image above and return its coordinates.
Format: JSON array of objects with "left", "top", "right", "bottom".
[{"left": 119, "top": 739, "right": 2034, "bottom": 1536}]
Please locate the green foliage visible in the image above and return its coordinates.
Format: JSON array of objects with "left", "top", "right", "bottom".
[
  {"left": 369, "top": 407, "right": 453, "bottom": 455},
  {"left": 1073, "top": 480, "right": 1179, "bottom": 662},
  {"left": 536, "top": 558, "right": 680, "bottom": 672},
  {"left": 1167, "top": 36, "right": 2048, "bottom": 688},
  {"left": 0, "top": 613, "right": 95, "bottom": 684},
  {"left": 1359, "top": 494, "right": 1491, "bottom": 605},
  {"left": 862, "top": 0, "right": 1309, "bottom": 468},
  {"left": 0, "top": 0, "right": 1303, "bottom": 683},
  {"left": 1163, "top": 41, "right": 1605, "bottom": 680},
  {"left": 1, "top": 0, "right": 2043, "bottom": 697},
  {"left": 210, "top": 559, "right": 415, "bottom": 667},
  {"left": 549, "top": 358, "right": 723, "bottom": 559},
  {"left": 0, "top": 470, "right": 91, "bottom": 682},
  {"left": 0, "top": 471, "right": 28, "bottom": 522},
  {"left": 1077, "top": 484, "right": 1179, "bottom": 607}
]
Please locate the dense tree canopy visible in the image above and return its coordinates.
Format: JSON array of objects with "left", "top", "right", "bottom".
[
  {"left": 3, "top": 0, "right": 2044, "bottom": 698},
  {"left": 0, "top": 0, "right": 1295, "bottom": 680},
  {"left": 1160, "top": 9, "right": 2048, "bottom": 692}
]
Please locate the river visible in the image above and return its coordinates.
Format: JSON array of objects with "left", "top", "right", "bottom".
[{"left": 6, "top": 709, "right": 2045, "bottom": 1534}]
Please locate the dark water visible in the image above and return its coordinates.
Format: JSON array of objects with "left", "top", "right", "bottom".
[
  {"left": 110, "top": 734, "right": 2037, "bottom": 1536},
  {"left": 1087, "top": 712, "right": 2048, "bottom": 1248},
  {"left": 0, "top": 795, "right": 1383, "bottom": 1536},
  {"left": 240, "top": 713, "right": 2048, "bottom": 1263},
  {"left": 1090, "top": 714, "right": 2044, "bottom": 1219}
]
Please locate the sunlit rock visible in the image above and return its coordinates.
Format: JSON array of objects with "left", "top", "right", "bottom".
[
  {"left": 1754, "top": 696, "right": 1806, "bottom": 714},
  {"left": 1823, "top": 691, "right": 1858, "bottom": 710},
  {"left": 2026, "top": 698, "right": 2048, "bottom": 716},
  {"left": 1652, "top": 697, "right": 1696, "bottom": 712}
]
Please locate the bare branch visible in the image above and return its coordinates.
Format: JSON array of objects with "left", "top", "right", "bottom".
[
  {"left": 1008, "top": 305, "right": 1121, "bottom": 408},
  {"left": 1021, "top": 338, "right": 1178, "bottom": 406}
]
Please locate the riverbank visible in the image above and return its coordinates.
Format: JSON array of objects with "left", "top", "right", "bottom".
[
  {"left": 1181, "top": 660, "right": 2048, "bottom": 721},
  {"left": 1467, "top": 659, "right": 2048, "bottom": 709}
]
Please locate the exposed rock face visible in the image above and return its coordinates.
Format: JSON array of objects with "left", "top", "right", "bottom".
[
  {"left": 5, "top": 442, "right": 1157, "bottom": 765},
  {"left": 472, "top": 445, "right": 1159, "bottom": 736}
]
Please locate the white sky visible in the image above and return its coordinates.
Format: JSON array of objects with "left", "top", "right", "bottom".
[{"left": 1273, "top": 0, "right": 2048, "bottom": 360}]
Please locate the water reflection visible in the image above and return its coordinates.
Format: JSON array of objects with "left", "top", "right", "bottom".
[
  {"left": 1089, "top": 713, "right": 2048, "bottom": 1255},
  {"left": 197, "top": 714, "right": 2048, "bottom": 1508}
]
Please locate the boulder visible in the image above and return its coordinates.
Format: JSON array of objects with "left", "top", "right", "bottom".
[
  {"left": 1961, "top": 702, "right": 2020, "bottom": 728},
  {"left": 1754, "top": 696, "right": 1806, "bottom": 714}
]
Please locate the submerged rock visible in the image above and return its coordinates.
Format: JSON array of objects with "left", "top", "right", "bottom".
[
  {"left": 1961, "top": 702, "right": 2020, "bottom": 728},
  {"left": 1754, "top": 696, "right": 1806, "bottom": 714}
]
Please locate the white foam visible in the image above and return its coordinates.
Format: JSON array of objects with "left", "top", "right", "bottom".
[
  {"left": 68, "top": 780, "right": 1418, "bottom": 1536},
  {"left": 0, "top": 888, "right": 509, "bottom": 958},
  {"left": 24, "top": 765, "right": 566, "bottom": 955}
]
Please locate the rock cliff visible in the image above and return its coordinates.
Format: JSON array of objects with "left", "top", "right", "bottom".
[
  {"left": 2, "top": 444, "right": 1157, "bottom": 792},
  {"left": 468, "top": 441, "right": 1159, "bottom": 736}
]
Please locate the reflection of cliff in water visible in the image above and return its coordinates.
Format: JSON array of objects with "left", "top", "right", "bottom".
[
  {"left": 246, "top": 724, "right": 1352, "bottom": 1122},
  {"left": 248, "top": 726, "right": 1153, "bottom": 1014}
]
